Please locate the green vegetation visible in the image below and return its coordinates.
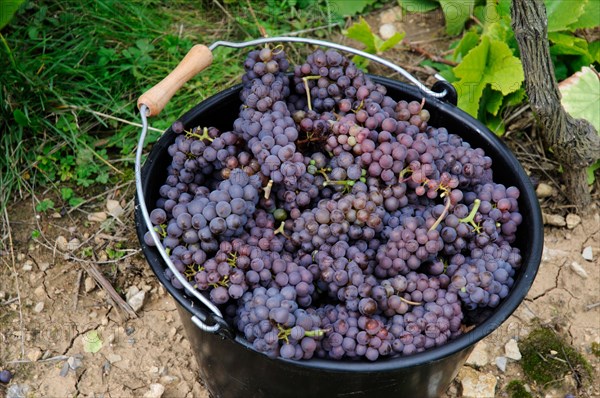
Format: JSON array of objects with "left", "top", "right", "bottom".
[
  {"left": 343, "top": 17, "right": 405, "bottom": 68},
  {"left": 506, "top": 380, "right": 533, "bottom": 398},
  {"left": 520, "top": 327, "right": 593, "bottom": 390},
  {"left": 591, "top": 341, "right": 600, "bottom": 358}
]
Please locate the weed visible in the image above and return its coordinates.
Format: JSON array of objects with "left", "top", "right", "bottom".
[
  {"left": 506, "top": 380, "right": 533, "bottom": 398},
  {"left": 520, "top": 327, "right": 593, "bottom": 390}
]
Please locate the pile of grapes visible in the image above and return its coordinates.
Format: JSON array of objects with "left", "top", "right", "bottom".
[{"left": 145, "top": 46, "right": 523, "bottom": 361}]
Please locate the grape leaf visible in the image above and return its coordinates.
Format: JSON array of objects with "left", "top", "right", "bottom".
[
  {"left": 379, "top": 31, "right": 406, "bottom": 53},
  {"left": 559, "top": 66, "right": 600, "bottom": 132},
  {"left": 439, "top": 0, "right": 475, "bottom": 36},
  {"left": 397, "top": 0, "right": 439, "bottom": 13},
  {"left": 544, "top": 0, "right": 586, "bottom": 32},
  {"left": 345, "top": 17, "right": 377, "bottom": 54},
  {"left": 453, "top": 36, "right": 524, "bottom": 116},
  {"left": 549, "top": 32, "right": 592, "bottom": 57},
  {"left": 567, "top": 0, "right": 599, "bottom": 30},
  {"left": 484, "top": 88, "right": 504, "bottom": 116},
  {"left": 453, "top": 31, "right": 480, "bottom": 60},
  {"left": 589, "top": 41, "right": 600, "bottom": 63},
  {"left": 329, "top": 0, "right": 377, "bottom": 17},
  {"left": 0, "top": 0, "right": 24, "bottom": 30}
]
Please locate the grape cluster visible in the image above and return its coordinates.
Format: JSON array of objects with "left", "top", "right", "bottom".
[{"left": 146, "top": 46, "right": 525, "bottom": 362}]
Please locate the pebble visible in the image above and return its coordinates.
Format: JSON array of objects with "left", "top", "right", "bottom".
[
  {"left": 67, "top": 238, "right": 81, "bottom": 251},
  {"left": 38, "top": 262, "right": 50, "bottom": 272},
  {"left": 26, "top": 348, "right": 42, "bottom": 362},
  {"left": 143, "top": 383, "right": 165, "bottom": 398},
  {"left": 106, "top": 199, "right": 124, "bottom": 218},
  {"left": 59, "top": 362, "right": 70, "bottom": 377},
  {"left": 466, "top": 341, "right": 489, "bottom": 367},
  {"left": 84, "top": 277, "right": 96, "bottom": 293},
  {"left": 379, "top": 7, "right": 401, "bottom": 24},
  {"left": 67, "top": 356, "right": 83, "bottom": 370},
  {"left": 6, "top": 384, "right": 31, "bottom": 398},
  {"left": 0, "top": 291, "right": 5, "bottom": 300},
  {"left": 33, "top": 302, "right": 44, "bottom": 313},
  {"left": 126, "top": 287, "right": 146, "bottom": 313},
  {"left": 22, "top": 261, "right": 33, "bottom": 271},
  {"left": 34, "top": 286, "right": 45, "bottom": 297},
  {"left": 88, "top": 212, "right": 107, "bottom": 222},
  {"left": 582, "top": 246, "right": 593, "bottom": 261},
  {"left": 379, "top": 23, "right": 397, "bottom": 40},
  {"left": 495, "top": 356, "right": 507, "bottom": 372},
  {"left": 159, "top": 375, "right": 179, "bottom": 385},
  {"left": 457, "top": 367, "right": 497, "bottom": 398},
  {"left": 505, "top": 339, "right": 522, "bottom": 361},
  {"left": 536, "top": 182, "right": 554, "bottom": 198},
  {"left": 569, "top": 261, "right": 588, "bottom": 279},
  {"left": 565, "top": 213, "right": 581, "bottom": 229},
  {"left": 56, "top": 236, "right": 69, "bottom": 251},
  {"left": 543, "top": 213, "right": 566, "bottom": 227},
  {"left": 106, "top": 354, "right": 122, "bottom": 364}
]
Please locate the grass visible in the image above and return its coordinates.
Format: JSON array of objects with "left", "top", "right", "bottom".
[
  {"left": 520, "top": 326, "right": 593, "bottom": 391},
  {"left": 506, "top": 380, "right": 533, "bottom": 398},
  {"left": 0, "top": 0, "right": 349, "bottom": 231}
]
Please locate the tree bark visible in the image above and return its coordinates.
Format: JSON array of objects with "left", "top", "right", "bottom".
[{"left": 511, "top": 0, "right": 600, "bottom": 211}]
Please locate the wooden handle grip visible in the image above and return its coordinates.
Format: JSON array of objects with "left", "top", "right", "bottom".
[{"left": 138, "top": 44, "right": 213, "bottom": 117}]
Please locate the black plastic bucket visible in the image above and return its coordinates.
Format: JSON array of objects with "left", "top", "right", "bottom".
[{"left": 135, "top": 75, "right": 543, "bottom": 398}]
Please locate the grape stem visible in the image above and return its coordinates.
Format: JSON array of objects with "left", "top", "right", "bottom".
[
  {"left": 274, "top": 221, "right": 290, "bottom": 239},
  {"left": 186, "top": 126, "right": 213, "bottom": 142},
  {"left": 263, "top": 179, "right": 274, "bottom": 199},
  {"left": 429, "top": 190, "right": 452, "bottom": 232},
  {"left": 459, "top": 198, "right": 482, "bottom": 233},
  {"left": 399, "top": 296, "right": 422, "bottom": 306},
  {"left": 302, "top": 76, "right": 321, "bottom": 111}
]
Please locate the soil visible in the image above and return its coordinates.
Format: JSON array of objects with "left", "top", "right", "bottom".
[{"left": 1, "top": 5, "right": 599, "bottom": 398}]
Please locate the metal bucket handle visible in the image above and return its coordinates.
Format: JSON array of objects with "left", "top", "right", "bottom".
[{"left": 136, "top": 36, "right": 457, "bottom": 335}]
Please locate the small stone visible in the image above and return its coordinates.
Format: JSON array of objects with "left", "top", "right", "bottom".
[
  {"left": 0, "top": 291, "right": 5, "bottom": 300},
  {"left": 106, "top": 354, "right": 122, "bottom": 363},
  {"left": 457, "top": 367, "right": 497, "bottom": 398},
  {"left": 7, "top": 384, "right": 31, "bottom": 398},
  {"left": 67, "top": 356, "right": 83, "bottom": 370},
  {"left": 84, "top": 277, "right": 96, "bottom": 293},
  {"left": 168, "top": 327, "right": 177, "bottom": 338},
  {"left": 143, "top": 383, "right": 165, "bottom": 398},
  {"left": 466, "top": 341, "right": 489, "bottom": 367},
  {"left": 543, "top": 213, "right": 566, "bottom": 227},
  {"left": 505, "top": 339, "right": 522, "bottom": 361},
  {"left": 59, "top": 362, "right": 70, "bottom": 377},
  {"left": 27, "top": 348, "right": 43, "bottom": 362},
  {"left": 39, "top": 262, "right": 50, "bottom": 272},
  {"left": 56, "top": 236, "right": 69, "bottom": 251},
  {"left": 16, "top": 253, "right": 25, "bottom": 261},
  {"left": 536, "top": 182, "right": 554, "bottom": 198},
  {"left": 106, "top": 199, "right": 124, "bottom": 218},
  {"left": 569, "top": 261, "right": 588, "bottom": 279},
  {"left": 126, "top": 289, "right": 145, "bottom": 313},
  {"left": 22, "top": 260, "right": 33, "bottom": 271},
  {"left": 582, "top": 246, "right": 593, "bottom": 261},
  {"left": 495, "top": 356, "right": 507, "bottom": 372},
  {"left": 88, "top": 212, "right": 107, "bottom": 222},
  {"left": 379, "top": 7, "right": 401, "bottom": 24},
  {"left": 565, "top": 213, "right": 581, "bottom": 229},
  {"left": 33, "top": 302, "right": 44, "bottom": 313},
  {"left": 379, "top": 23, "right": 397, "bottom": 40},
  {"left": 67, "top": 238, "right": 80, "bottom": 251},
  {"left": 550, "top": 350, "right": 558, "bottom": 355},
  {"left": 159, "top": 375, "right": 179, "bottom": 385},
  {"left": 34, "top": 286, "right": 45, "bottom": 297}
]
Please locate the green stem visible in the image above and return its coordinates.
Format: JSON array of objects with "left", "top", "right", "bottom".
[
  {"left": 459, "top": 198, "right": 481, "bottom": 232},
  {"left": 0, "top": 33, "right": 16, "bottom": 69},
  {"left": 302, "top": 75, "right": 321, "bottom": 111},
  {"left": 186, "top": 126, "right": 213, "bottom": 142}
]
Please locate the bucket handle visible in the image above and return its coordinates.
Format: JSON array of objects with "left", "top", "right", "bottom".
[{"left": 136, "top": 37, "right": 457, "bottom": 335}]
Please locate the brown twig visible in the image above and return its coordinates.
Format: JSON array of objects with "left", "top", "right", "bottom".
[
  {"left": 73, "top": 269, "right": 83, "bottom": 311},
  {"left": 404, "top": 42, "right": 458, "bottom": 67},
  {"left": 245, "top": 0, "right": 267, "bottom": 38}
]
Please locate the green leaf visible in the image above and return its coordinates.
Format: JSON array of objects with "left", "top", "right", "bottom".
[
  {"left": 567, "top": 0, "right": 600, "bottom": 30},
  {"left": 13, "top": 109, "right": 29, "bottom": 126},
  {"left": 453, "top": 31, "right": 480, "bottom": 60},
  {"left": 484, "top": 88, "right": 504, "bottom": 116},
  {"left": 486, "top": 114, "right": 506, "bottom": 136},
  {"left": 330, "top": 0, "right": 376, "bottom": 17},
  {"left": 83, "top": 330, "right": 103, "bottom": 353},
  {"left": 559, "top": 66, "right": 600, "bottom": 132},
  {"left": 397, "top": 0, "right": 440, "bottom": 13},
  {"left": 453, "top": 36, "right": 524, "bottom": 117},
  {"left": 344, "top": 17, "right": 377, "bottom": 54},
  {"left": 587, "top": 160, "right": 600, "bottom": 185},
  {"left": 503, "top": 87, "right": 526, "bottom": 107},
  {"left": 439, "top": 0, "right": 475, "bottom": 36},
  {"left": 497, "top": 0, "right": 511, "bottom": 17},
  {"left": 379, "top": 31, "right": 405, "bottom": 53},
  {"left": 0, "top": 0, "right": 24, "bottom": 30},
  {"left": 548, "top": 32, "right": 592, "bottom": 57},
  {"left": 544, "top": 0, "right": 586, "bottom": 32},
  {"left": 589, "top": 41, "right": 600, "bottom": 63},
  {"left": 35, "top": 199, "right": 55, "bottom": 213}
]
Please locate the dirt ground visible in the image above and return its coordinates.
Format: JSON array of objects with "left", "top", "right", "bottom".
[{"left": 1, "top": 5, "right": 599, "bottom": 398}]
